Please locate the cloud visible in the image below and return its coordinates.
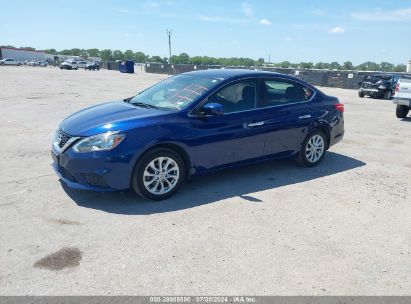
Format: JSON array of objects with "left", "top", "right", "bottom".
[
  {"left": 260, "top": 18, "right": 272, "bottom": 25},
  {"left": 351, "top": 7, "right": 411, "bottom": 21},
  {"left": 328, "top": 26, "right": 345, "bottom": 34},
  {"left": 199, "top": 16, "right": 246, "bottom": 23},
  {"left": 242, "top": 2, "right": 253, "bottom": 18}
]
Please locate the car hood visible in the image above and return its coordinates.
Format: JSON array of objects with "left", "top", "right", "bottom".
[{"left": 59, "top": 100, "right": 168, "bottom": 136}]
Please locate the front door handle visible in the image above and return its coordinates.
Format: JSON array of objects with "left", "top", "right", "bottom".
[
  {"left": 245, "top": 121, "right": 265, "bottom": 128},
  {"left": 298, "top": 114, "right": 312, "bottom": 119}
]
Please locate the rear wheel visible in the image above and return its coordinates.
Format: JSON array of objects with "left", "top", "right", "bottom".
[
  {"left": 132, "top": 148, "right": 185, "bottom": 200},
  {"left": 396, "top": 105, "right": 409, "bottom": 118},
  {"left": 297, "top": 130, "right": 327, "bottom": 167}
]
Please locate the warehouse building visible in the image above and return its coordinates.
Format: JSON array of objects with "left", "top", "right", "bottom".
[{"left": 0, "top": 47, "right": 46, "bottom": 62}]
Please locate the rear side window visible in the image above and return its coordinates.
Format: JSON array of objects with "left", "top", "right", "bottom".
[{"left": 261, "top": 79, "right": 313, "bottom": 107}]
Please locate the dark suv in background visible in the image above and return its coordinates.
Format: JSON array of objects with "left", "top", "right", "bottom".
[{"left": 358, "top": 74, "right": 399, "bottom": 100}]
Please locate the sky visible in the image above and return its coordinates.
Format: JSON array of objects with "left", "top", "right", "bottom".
[{"left": 1, "top": 0, "right": 411, "bottom": 65}]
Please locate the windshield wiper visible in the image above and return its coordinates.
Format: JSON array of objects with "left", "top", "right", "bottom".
[{"left": 129, "top": 101, "right": 160, "bottom": 109}]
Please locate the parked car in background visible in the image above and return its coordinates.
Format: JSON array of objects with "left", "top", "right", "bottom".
[
  {"left": 51, "top": 69, "right": 345, "bottom": 200},
  {"left": 0, "top": 58, "right": 22, "bottom": 66},
  {"left": 393, "top": 74, "right": 411, "bottom": 118},
  {"left": 77, "top": 61, "right": 88, "bottom": 69},
  {"left": 85, "top": 62, "right": 100, "bottom": 70},
  {"left": 59, "top": 60, "right": 79, "bottom": 70},
  {"left": 38, "top": 60, "right": 48, "bottom": 67},
  {"left": 27, "top": 60, "right": 40, "bottom": 66},
  {"left": 358, "top": 74, "right": 399, "bottom": 100}
]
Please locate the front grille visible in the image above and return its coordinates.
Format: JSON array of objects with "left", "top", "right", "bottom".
[
  {"left": 362, "top": 82, "right": 377, "bottom": 89},
  {"left": 57, "top": 129, "right": 72, "bottom": 149},
  {"left": 82, "top": 173, "right": 109, "bottom": 187}
]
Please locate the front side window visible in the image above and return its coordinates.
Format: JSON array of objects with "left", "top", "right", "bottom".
[
  {"left": 262, "top": 79, "right": 313, "bottom": 107},
  {"left": 130, "top": 74, "right": 223, "bottom": 110},
  {"left": 206, "top": 80, "right": 257, "bottom": 113}
]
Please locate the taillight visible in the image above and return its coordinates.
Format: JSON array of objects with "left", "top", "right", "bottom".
[
  {"left": 395, "top": 83, "right": 400, "bottom": 93},
  {"left": 335, "top": 103, "right": 344, "bottom": 113}
]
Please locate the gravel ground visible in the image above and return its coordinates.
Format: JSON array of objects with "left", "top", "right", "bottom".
[{"left": 0, "top": 66, "right": 410, "bottom": 295}]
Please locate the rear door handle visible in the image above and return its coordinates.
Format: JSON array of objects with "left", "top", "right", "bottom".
[
  {"left": 245, "top": 121, "right": 265, "bottom": 128},
  {"left": 298, "top": 114, "right": 311, "bottom": 119}
]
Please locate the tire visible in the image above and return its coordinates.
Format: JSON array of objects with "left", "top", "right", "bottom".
[
  {"left": 131, "top": 148, "right": 185, "bottom": 200},
  {"left": 358, "top": 91, "right": 365, "bottom": 98},
  {"left": 297, "top": 130, "right": 327, "bottom": 167},
  {"left": 384, "top": 90, "right": 392, "bottom": 100},
  {"left": 396, "top": 105, "right": 409, "bottom": 118}
]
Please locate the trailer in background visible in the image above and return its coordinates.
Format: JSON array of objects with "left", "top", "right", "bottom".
[{"left": 0, "top": 47, "right": 46, "bottom": 63}]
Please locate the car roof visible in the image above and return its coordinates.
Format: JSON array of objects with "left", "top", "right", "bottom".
[
  {"left": 181, "top": 68, "right": 317, "bottom": 90},
  {"left": 182, "top": 68, "right": 291, "bottom": 80}
]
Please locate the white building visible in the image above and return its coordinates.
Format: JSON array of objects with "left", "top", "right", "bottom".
[
  {"left": 0, "top": 48, "right": 101, "bottom": 63},
  {"left": 407, "top": 60, "right": 411, "bottom": 73},
  {"left": 0, "top": 47, "right": 46, "bottom": 62}
]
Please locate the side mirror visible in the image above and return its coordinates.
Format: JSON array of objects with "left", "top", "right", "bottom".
[{"left": 202, "top": 103, "right": 224, "bottom": 116}]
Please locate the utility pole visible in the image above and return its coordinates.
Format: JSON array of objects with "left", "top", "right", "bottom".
[{"left": 167, "top": 29, "right": 172, "bottom": 64}]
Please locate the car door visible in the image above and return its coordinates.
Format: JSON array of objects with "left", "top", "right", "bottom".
[
  {"left": 256, "top": 78, "right": 315, "bottom": 156},
  {"left": 191, "top": 79, "right": 267, "bottom": 171}
]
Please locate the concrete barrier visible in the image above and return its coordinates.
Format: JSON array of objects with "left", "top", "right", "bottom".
[{"left": 142, "top": 63, "right": 407, "bottom": 90}]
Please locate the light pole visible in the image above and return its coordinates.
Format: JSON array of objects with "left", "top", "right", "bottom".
[{"left": 167, "top": 29, "right": 172, "bottom": 65}]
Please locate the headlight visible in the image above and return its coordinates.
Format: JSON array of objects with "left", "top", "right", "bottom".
[
  {"left": 72, "top": 131, "right": 126, "bottom": 153},
  {"left": 378, "top": 85, "right": 386, "bottom": 89}
]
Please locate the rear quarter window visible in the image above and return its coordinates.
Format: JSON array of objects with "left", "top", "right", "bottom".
[{"left": 261, "top": 79, "right": 314, "bottom": 107}]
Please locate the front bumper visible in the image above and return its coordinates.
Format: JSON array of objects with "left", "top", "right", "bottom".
[
  {"left": 51, "top": 145, "right": 135, "bottom": 191},
  {"left": 359, "top": 87, "right": 384, "bottom": 95},
  {"left": 393, "top": 98, "right": 411, "bottom": 107}
]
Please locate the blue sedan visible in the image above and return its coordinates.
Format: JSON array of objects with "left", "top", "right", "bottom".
[{"left": 52, "top": 69, "right": 344, "bottom": 200}]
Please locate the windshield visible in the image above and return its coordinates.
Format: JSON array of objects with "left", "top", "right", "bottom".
[{"left": 130, "top": 74, "right": 223, "bottom": 110}]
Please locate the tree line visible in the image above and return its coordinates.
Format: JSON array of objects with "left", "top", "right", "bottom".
[{"left": 1, "top": 45, "right": 407, "bottom": 72}]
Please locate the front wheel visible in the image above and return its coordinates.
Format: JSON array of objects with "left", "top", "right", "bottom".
[
  {"left": 132, "top": 148, "right": 185, "bottom": 200},
  {"left": 297, "top": 130, "right": 327, "bottom": 167},
  {"left": 358, "top": 91, "right": 365, "bottom": 98},
  {"left": 396, "top": 105, "right": 409, "bottom": 118}
]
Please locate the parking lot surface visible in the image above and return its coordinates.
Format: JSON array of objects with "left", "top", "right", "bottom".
[{"left": 0, "top": 66, "right": 410, "bottom": 295}]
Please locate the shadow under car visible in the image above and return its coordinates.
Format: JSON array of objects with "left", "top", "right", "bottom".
[{"left": 61, "top": 151, "right": 366, "bottom": 215}]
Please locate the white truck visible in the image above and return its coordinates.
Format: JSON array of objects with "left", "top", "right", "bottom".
[
  {"left": 0, "top": 58, "right": 22, "bottom": 66},
  {"left": 393, "top": 74, "right": 411, "bottom": 118}
]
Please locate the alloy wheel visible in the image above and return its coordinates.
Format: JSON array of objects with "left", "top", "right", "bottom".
[
  {"left": 143, "top": 157, "right": 180, "bottom": 195},
  {"left": 305, "top": 135, "right": 325, "bottom": 163}
]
